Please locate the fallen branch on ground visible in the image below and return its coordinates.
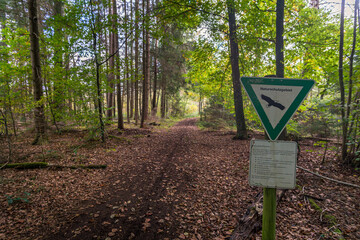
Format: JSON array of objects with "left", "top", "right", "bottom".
[
  {"left": 297, "top": 166, "right": 360, "bottom": 188},
  {"left": 2, "top": 162, "right": 49, "bottom": 169},
  {"left": 1, "top": 162, "right": 107, "bottom": 170}
]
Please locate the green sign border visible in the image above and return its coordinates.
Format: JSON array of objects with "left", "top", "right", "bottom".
[{"left": 240, "top": 77, "right": 315, "bottom": 140}]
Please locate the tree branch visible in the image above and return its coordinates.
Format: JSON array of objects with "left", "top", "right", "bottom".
[
  {"left": 99, "top": 30, "right": 134, "bottom": 65},
  {"left": 297, "top": 166, "right": 360, "bottom": 188}
]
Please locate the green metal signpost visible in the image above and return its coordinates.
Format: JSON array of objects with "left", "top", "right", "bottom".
[{"left": 241, "top": 76, "right": 314, "bottom": 239}]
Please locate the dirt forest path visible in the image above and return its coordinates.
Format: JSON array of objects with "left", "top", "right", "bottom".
[
  {"left": 50, "top": 118, "right": 254, "bottom": 240},
  {"left": 3, "top": 118, "right": 360, "bottom": 240}
]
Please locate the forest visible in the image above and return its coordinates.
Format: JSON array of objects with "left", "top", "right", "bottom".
[{"left": 0, "top": 0, "right": 360, "bottom": 239}]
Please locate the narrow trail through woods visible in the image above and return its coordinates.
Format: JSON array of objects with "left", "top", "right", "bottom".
[
  {"left": 51, "top": 118, "right": 252, "bottom": 240},
  {"left": 2, "top": 119, "right": 360, "bottom": 239}
]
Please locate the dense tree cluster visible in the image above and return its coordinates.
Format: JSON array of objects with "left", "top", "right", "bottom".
[{"left": 0, "top": 0, "right": 359, "bottom": 165}]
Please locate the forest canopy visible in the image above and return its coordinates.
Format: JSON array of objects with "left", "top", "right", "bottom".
[{"left": 0, "top": 0, "right": 359, "bottom": 166}]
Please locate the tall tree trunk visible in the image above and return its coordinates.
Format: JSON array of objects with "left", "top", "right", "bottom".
[
  {"left": 90, "top": 0, "right": 105, "bottom": 142},
  {"left": 0, "top": 109, "right": 11, "bottom": 162},
  {"left": 140, "top": 0, "right": 145, "bottom": 126},
  {"left": 152, "top": 39, "right": 158, "bottom": 116},
  {"left": 141, "top": 0, "right": 150, "bottom": 128},
  {"left": 226, "top": 0, "right": 247, "bottom": 140},
  {"left": 339, "top": 0, "right": 347, "bottom": 161},
  {"left": 112, "top": 0, "right": 124, "bottom": 129},
  {"left": 28, "top": 0, "right": 46, "bottom": 145},
  {"left": 107, "top": 1, "right": 115, "bottom": 120},
  {"left": 275, "top": 0, "right": 287, "bottom": 140},
  {"left": 344, "top": 0, "right": 358, "bottom": 163},
  {"left": 130, "top": 58, "right": 134, "bottom": 119},
  {"left": 53, "top": 0, "right": 64, "bottom": 122},
  {"left": 134, "top": 0, "right": 139, "bottom": 124},
  {"left": 146, "top": 0, "right": 150, "bottom": 118},
  {"left": 129, "top": 0, "right": 134, "bottom": 120},
  {"left": 160, "top": 68, "right": 166, "bottom": 119},
  {"left": 125, "top": 0, "right": 130, "bottom": 123}
]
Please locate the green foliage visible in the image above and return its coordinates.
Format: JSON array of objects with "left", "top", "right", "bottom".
[
  {"left": 198, "top": 95, "right": 235, "bottom": 130},
  {"left": 198, "top": 118, "right": 230, "bottom": 130},
  {"left": 293, "top": 96, "right": 340, "bottom": 138},
  {"left": 0, "top": 22, "right": 32, "bottom": 132},
  {"left": 182, "top": 0, "right": 360, "bottom": 149},
  {"left": 0, "top": 0, "right": 359, "bottom": 166}
]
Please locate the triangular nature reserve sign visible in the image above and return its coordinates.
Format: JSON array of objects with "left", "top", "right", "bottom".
[{"left": 240, "top": 77, "right": 315, "bottom": 141}]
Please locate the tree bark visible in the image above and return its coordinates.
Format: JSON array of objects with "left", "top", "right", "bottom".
[
  {"left": 134, "top": 0, "right": 139, "bottom": 124},
  {"left": 53, "top": 0, "right": 64, "bottom": 121},
  {"left": 141, "top": 0, "right": 150, "bottom": 128},
  {"left": 125, "top": 0, "right": 130, "bottom": 123},
  {"left": 28, "top": 0, "right": 46, "bottom": 145},
  {"left": 275, "top": 0, "right": 287, "bottom": 140},
  {"left": 226, "top": 0, "right": 247, "bottom": 139},
  {"left": 107, "top": 1, "right": 115, "bottom": 120},
  {"left": 339, "top": 0, "right": 347, "bottom": 161},
  {"left": 112, "top": 0, "right": 124, "bottom": 129},
  {"left": 152, "top": 39, "right": 158, "bottom": 116},
  {"left": 90, "top": 0, "right": 105, "bottom": 142},
  {"left": 129, "top": 0, "right": 134, "bottom": 120},
  {"left": 344, "top": 0, "right": 358, "bottom": 164},
  {"left": 160, "top": 68, "right": 166, "bottom": 119}
]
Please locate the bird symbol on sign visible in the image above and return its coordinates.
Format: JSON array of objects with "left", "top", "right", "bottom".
[{"left": 261, "top": 94, "right": 285, "bottom": 110}]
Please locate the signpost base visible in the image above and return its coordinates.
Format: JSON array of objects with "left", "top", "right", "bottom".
[{"left": 262, "top": 188, "right": 276, "bottom": 240}]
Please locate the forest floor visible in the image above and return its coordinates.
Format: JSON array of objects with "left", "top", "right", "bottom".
[{"left": 0, "top": 118, "right": 359, "bottom": 240}]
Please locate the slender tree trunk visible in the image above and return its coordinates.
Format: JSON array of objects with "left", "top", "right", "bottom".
[
  {"left": 275, "top": 0, "right": 287, "bottom": 140},
  {"left": 53, "top": 0, "right": 64, "bottom": 121},
  {"left": 152, "top": 39, "right": 158, "bottom": 116},
  {"left": 134, "top": 0, "right": 139, "bottom": 124},
  {"left": 130, "top": 61, "right": 134, "bottom": 119},
  {"left": 43, "top": 73, "right": 60, "bottom": 133},
  {"left": 96, "top": 61, "right": 105, "bottom": 142},
  {"left": 125, "top": 0, "right": 130, "bottom": 123},
  {"left": 139, "top": 82, "right": 143, "bottom": 117},
  {"left": 129, "top": 0, "right": 134, "bottom": 120},
  {"left": 339, "top": 0, "right": 347, "bottom": 161},
  {"left": 116, "top": 45, "right": 123, "bottom": 128},
  {"left": 90, "top": 0, "right": 105, "bottom": 142},
  {"left": 226, "top": 0, "right": 247, "bottom": 139},
  {"left": 107, "top": 2, "right": 115, "bottom": 120},
  {"left": 140, "top": 0, "right": 145, "bottom": 126},
  {"left": 0, "top": 109, "right": 11, "bottom": 162},
  {"left": 4, "top": 82, "right": 17, "bottom": 136},
  {"left": 199, "top": 93, "right": 202, "bottom": 121},
  {"left": 111, "top": 0, "right": 124, "bottom": 129},
  {"left": 344, "top": 0, "right": 358, "bottom": 163},
  {"left": 28, "top": 0, "right": 46, "bottom": 145},
  {"left": 160, "top": 69, "right": 166, "bottom": 119},
  {"left": 141, "top": 0, "right": 150, "bottom": 128}
]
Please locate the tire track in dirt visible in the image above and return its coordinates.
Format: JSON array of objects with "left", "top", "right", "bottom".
[
  {"left": 117, "top": 121, "right": 196, "bottom": 239},
  {"left": 51, "top": 118, "right": 202, "bottom": 240}
]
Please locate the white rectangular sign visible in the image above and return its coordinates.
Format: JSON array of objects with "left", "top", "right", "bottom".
[{"left": 249, "top": 140, "right": 297, "bottom": 189}]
